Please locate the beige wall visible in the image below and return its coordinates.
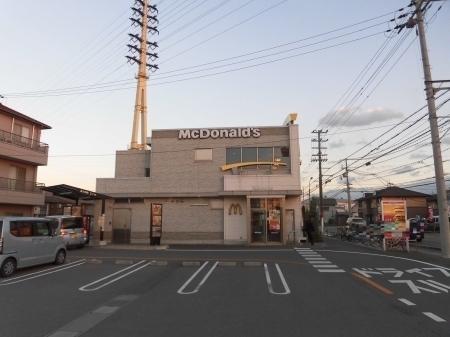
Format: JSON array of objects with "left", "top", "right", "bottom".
[
  {"left": 115, "top": 150, "right": 150, "bottom": 178},
  {"left": 224, "top": 197, "right": 247, "bottom": 243},
  {"left": 0, "top": 113, "right": 43, "bottom": 142}
]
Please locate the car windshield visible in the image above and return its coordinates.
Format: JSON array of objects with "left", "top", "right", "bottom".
[{"left": 61, "top": 218, "right": 83, "bottom": 230}]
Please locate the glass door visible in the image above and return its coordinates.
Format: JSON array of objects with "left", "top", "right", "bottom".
[{"left": 251, "top": 210, "right": 266, "bottom": 243}]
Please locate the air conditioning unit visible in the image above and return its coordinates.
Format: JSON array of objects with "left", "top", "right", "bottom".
[{"left": 33, "top": 206, "right": 41, "bottom": 215}]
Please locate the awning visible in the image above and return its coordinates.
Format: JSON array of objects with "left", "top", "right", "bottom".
[{"left": 42, "top": 184, "right": 111, "bottom": 201}]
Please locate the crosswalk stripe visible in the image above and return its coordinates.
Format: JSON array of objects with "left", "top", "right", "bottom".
[
  {"left": 317, "top": 269, "right": 346, "bottom": 273},
  {"left": 312, "top": 264, "right": 338, "bottom": 268}
]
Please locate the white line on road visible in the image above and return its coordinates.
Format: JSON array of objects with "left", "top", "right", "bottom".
[
  {"left": 312, "top": 264, "right": 338, "bottom": 268},
  {"left": 317, "top": 269, "right": 346, "bottom": 273},
  {"left": 177, "top": 261, "right": 219, "bottom": 295},
  {"left": 307, "top": 260, "right": 332, "bottom": 264},
  {"left": 0, "top": 261, "right": 86, "bottom": 286},
  {"left": 423, "top": 312, "right": 446, "bottom": 322},
  {"left": 398, "top": 298, "right": 416, "bottom": 306},
  {"left": 303, "top": 257, "right": 327, "bottom": 260},
  {"left": 315, "top": 249, "right": 450, "bottom": 271},
  {"left": 0, "top": 260, "right": 85, "bottom": 283},
  {"left": 264, "top": 263, "right": 291, "bottom": 295},
  {"left": 79, "top": 260, "right": 149, "bottom": 292}
]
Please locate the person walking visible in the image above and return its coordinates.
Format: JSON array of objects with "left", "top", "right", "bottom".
[{"left": 303, "top": 216, "right": 315, "bottom": 246}]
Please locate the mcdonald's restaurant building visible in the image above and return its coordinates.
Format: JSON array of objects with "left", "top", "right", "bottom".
[{"left": 95, "top": 116, "right": 302, "bottom": 245}]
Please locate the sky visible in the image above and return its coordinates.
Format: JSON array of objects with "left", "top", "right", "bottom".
[{"left": 1, "top": 0, "right": 449, "bottom": 197}]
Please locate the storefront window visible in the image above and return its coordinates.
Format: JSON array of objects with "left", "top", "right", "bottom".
[
  {"left": 242, "top": 147, "right": 257, "bottom": 162},
  {"left": 250, "top": 198, "right": 282, "bottom": 243},
  {"left": 258, "top": 147, "right": 273, "bottom": 162},
  {"left": 226, "top": 148, "right": 241, "bottom": 164},
  {"left": 274, "top": 146, "right": 290, "bottom": 165},
  {"left": 251, "top": 198, "right": 266, "bottom": 209}
]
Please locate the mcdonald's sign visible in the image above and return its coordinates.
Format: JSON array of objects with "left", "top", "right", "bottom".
[{"left": 228, "top": 203, "right": 243, "bottom": 215}]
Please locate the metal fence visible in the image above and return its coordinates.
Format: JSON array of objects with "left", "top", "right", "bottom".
[
  {"left": 0, "top": 177, "right": 44, "bottom": 193},
  {"left": 0, "top": 129, "right": 48, "bottom": 153}
]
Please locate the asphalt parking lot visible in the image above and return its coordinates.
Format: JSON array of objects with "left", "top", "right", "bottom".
[{"left": 1, "top": 239, "right": 449, "bottom": 337}]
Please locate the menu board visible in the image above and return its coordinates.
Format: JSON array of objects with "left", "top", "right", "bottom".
[{"left": 151, "top": 204, "right": 162, "bottom": 243}]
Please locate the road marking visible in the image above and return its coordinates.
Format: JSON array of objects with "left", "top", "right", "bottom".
[
  {"left": 264, "top": 263, "right": 291, "bottom": 295},
  {"left": 398, "top": 298, "right": 416, "bottom": 306},
  {"left": 312, "top": 264, "right": 338, "bottom": 268},
  {"left": 316, "top": 249, "right": 450, "bottom": 271},
  {"left": 0, "top": 260, "right": 85, "bottom": 283},
  {"left": 0, "top": 261, "right": 86, "bottom": 286},
  {"left": 423, "top": 312, "right": 446, "bottom": 322},
  {"left": 307, "top": 260, "right": 332, "bottom": 264},
  {"left": 418, "top": 280, "right": 450, "bottom": 292},
  {"left": 79, "top": 260, "right": 149, "bottom": 292},
  {"left": 304, "top": 257, "right": 327, "bottom": 260},
  {"left": 389, "top": 280, "right": 440, "bottom": 294},
  {"left": 177, "top": 261, "right": 218, "bottom": 295},
  {"left": 318, "top": 269, "right": 346, "bottom": 273},
  {"left": 352, "top": 272, "right": 393, "bottom": 295}
]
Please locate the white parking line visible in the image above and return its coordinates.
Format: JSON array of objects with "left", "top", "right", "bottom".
[
  {"left": 0, "top": 260, "right": 85, "bottom": 283},
  {"left": 0, "top": 261, "right": 86, "bottom": 286},
  {"left": 398, "top": 298, "right": 416, "bottom": 306},
  {"left": 264, "top": 263, "right": 291, "bottom": 295},
  {"left": 79, "top": 260, "right": 149, "bottom": 292},
  {"left": 423, "top": 312, "right": 446, "bottom": 322},
  {"left": 177, "top": 261, "right": 219, "bottom": 295}
]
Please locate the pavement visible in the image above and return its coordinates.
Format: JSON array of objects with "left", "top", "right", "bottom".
[{"left": 1, "top": 239, "right": 450, "bottom": 337}]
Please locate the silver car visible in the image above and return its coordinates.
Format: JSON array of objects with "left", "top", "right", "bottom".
[
  {"left": 0, "top": 217, "right": 67, "bottom": 277},
  {"left": 46, "top": 216, "right": 87, "bottom": 248}
]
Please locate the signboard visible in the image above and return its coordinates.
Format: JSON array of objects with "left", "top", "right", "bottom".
[
  {"left": 178, "top": 127, "right": 261, "bottom": 140},
  {"left": 150, "top": 203, "right": 162, "bottom": 245},
  {"left": 381, "top": 199, "right": 408, "bottom": 231}
]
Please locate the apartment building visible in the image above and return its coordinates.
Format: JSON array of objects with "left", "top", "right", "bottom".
[
  {"left": 0, "top": 103, "right": 50, "bottom": 216},
  {"left": 96, "top": 115, "right": 302, "bottom": 245}
]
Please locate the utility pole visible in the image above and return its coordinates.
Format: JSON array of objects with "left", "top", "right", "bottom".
[
  {"left": 127, "top": 0, "right": 159, "bottom": 150},
  {"left": 312, "top": 130, "right": 328, "bottom": 233},
  {"left": 403, "top": 0, "right": 449, "bottom": 258},
  {"left": 344, "top": 159, "right": 352, "bottom": 217}
]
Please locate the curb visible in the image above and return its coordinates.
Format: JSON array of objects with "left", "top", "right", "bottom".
[
  {"left": 218, "top": 261, "right": 237, "bottom": 267},
  {"left": 243, "top": 261, "right": 263, "bottom": 267},
  {"left": 182, "top": 261, "right": 201, "bottom": 267},
  {"left": 115, "top": 260, "right": 134, "bottom": 265}
]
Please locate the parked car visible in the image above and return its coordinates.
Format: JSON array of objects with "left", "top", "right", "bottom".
[
  {"left": 46, "top": 216, "right": 87, "bottom": 248},
  {"left": 0, "top": 217, "right": 66, "bottom": 277},
  {"left": 346, "top": 217, "right": 367, "bottom": 232}
]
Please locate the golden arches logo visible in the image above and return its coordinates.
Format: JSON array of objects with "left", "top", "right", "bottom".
[{"left": 228, "top": 203, "right": 243, "bottom": 215}]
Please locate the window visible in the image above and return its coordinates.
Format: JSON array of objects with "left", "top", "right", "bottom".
[
  {"left": 258, "top": 147, "right": 273, "bottom": 162},
  {"left": 61, "top": 217, "right": 83, "bottom": 230},
  {"left": 195, "top": 148, "right": 213, "bottom": 161},
  {"left": 242, "top": 147, "right": 257, "bottom": 162},
  {"left": 145, "top": 168, "right": 150, "bottom": 177},
  {"left": 10, "top": 221, "right": 33, "bottom": 237},
  {"left": 226, "top": 148, "right": 241, "bottom": 164},
  {"left": 33, "top": 222, "right": 50, "bottom": 236},
  {"left": 274, "top": 146, "right": 290, "bottom": 165}
]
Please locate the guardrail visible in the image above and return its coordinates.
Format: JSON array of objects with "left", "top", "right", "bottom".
[
  {"left": 0, "top": 177, "right": 44, "bottom": 193},
  {"left": 0, "top": 129, "right": 48, "bottom": 153}
]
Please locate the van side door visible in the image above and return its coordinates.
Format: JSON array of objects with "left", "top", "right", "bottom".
[
  {"left": 9, "top": 220, "right": 36, "bottom": 268},
  {"left": 32, "top": 221, "right": 59, "bottom": 264}
]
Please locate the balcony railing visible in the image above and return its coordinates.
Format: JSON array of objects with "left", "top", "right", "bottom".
[
  {"left": 0, "top": 129, "right": 48, "bottom": 154},
  {"left": 0, "top": 177, "right": 45, "bottom": 193}
]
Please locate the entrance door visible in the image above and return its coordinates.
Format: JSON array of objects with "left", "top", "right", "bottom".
[
  {"left": 251, "top": 210, "right": 266, "bottom": 242},
  {"left": 112, "top": 209, "right": 131, "bottom": 244}
]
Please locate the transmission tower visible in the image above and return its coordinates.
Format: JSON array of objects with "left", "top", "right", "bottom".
[{"left": 126, "top": 0, "right": 159, "bottom": 150}]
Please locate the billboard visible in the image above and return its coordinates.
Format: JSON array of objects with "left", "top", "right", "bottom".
[{"left": 381, "top": 199, "right": 408, "bottom": 231}]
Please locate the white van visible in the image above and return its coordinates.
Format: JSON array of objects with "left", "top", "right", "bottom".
[
  {"left": 46, "top": 216, "right": 87, "bottom": 248},
  {"left": 0, "top": 217, "right": 67, "bottom": 277}
]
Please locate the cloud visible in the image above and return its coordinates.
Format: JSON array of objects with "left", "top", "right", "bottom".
[
  {"left": 319, "top": 107, "right": 403, "bottom": 127},
  {"left": 394, "top": 165, "right": 415, "bottom": 175},
  {"left": 329, "top": 139, "right": 345, "bottom": 149}
]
